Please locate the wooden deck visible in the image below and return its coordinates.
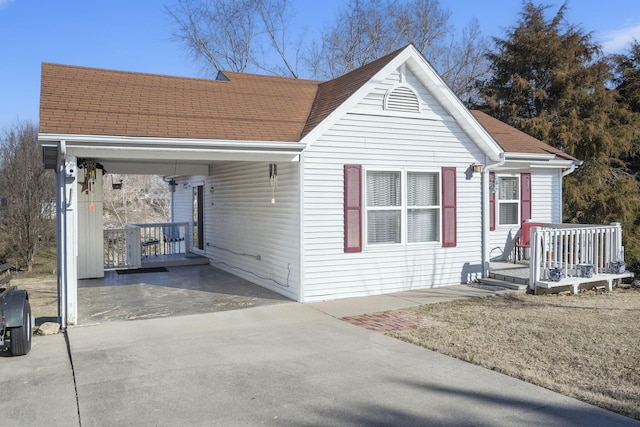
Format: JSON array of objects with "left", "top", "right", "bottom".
[{"left": 534, "top": 272, "right": 634, "bottom": 294}]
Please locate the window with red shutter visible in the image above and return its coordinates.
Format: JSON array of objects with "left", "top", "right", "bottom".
[
  {"left": 352, "top": 167, "right": 452, "bottom": 248},
  {"left": 490, "top": 173, "right": 532, "bottom": 229}
]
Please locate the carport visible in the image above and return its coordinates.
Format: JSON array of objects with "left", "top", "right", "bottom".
[
  {"left": 40, "top": 137, "right": 301, "bottom": 327},
  {"left": 39, "top": 63, "right": 306, "bottom": 327}
]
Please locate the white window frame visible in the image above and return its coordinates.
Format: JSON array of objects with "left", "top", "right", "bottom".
[
  {"left": 497, "top": 174, "right": 519, "bottom": 227},
  {"left": 364, "top": 168, "right": 441, "bottom": 248}
]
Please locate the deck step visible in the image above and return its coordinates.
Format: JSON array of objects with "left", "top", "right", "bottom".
[
  {"left": 488, "top": 271, "right": 529, "bottom": 286},
  {"left": 142, "top": 254, "right": 209, "bottom": 269},
  {"left": 480, "top": 277, "right": 528, "bottom": 291}
]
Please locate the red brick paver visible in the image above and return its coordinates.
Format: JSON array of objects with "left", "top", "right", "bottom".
[{"left": 341, "top": 310, "right": 425, "bottom": 332}]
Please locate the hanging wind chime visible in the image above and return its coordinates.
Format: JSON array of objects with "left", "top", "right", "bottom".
[
  {"left": 79, "top": 160, "right": 98, "bottom": 212},
  {"left": 269, "top": 163, "right": 278, "bottom": 204}
]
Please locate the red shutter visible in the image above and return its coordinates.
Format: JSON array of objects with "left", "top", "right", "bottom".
[
  {"left": 441, "top": 167, "right": 457, "bottom": 247},
  {"left": 521, "top": 173, "right": 532, "bottom": 222},
  {"left": 344, "top": 165, "right": 362, "bottom": 253},
  {"left": 489, "top": 172, "right": 496, "bottom": 231}
]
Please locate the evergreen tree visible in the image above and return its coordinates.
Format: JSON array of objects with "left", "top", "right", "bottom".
[
  {"left": 479, "top": 1, "right": 640, "bottom": 263},
  {"left": 612, "top": 40, "right": 640, "bottom": 114}
]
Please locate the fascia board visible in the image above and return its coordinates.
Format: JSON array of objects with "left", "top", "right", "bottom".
[
  {"left": 65, "top": 146, "right": 300, "bottom": 163},
  {"left": 38, "top": 133, "right": 305, "bottom": 153},
  {"left": 499, "top": 159, "right": 579, "bottom": 169},
  {"left": 504, "top": 152, "right": 556, "bottom": 161},
  {"left": 404, "top": 48, "right": 503, "bottom": 162},
  {"left": 300, "top": 47, "right": 418, "bottom": 146}
]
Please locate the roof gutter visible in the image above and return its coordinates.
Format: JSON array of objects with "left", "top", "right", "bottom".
[
  {"left": 500, "top": 159, "right": 578, "bottom": 170},
  {"left": 562, "top": 159, "right": 582, "bottom": 177},
  {"left": 504, "top": 152, "right": 556, "bottom": 161}
]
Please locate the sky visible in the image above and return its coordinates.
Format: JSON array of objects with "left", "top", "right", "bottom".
[{"left": 1, "top": 0, "right": 639, "bottom": 130}]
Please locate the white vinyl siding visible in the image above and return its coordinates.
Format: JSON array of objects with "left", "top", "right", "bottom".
[
  {"left": 173, "top": 176, "right": 205, "bottom": 249},
  {"left": 301, "top": 67, "right": 485, "bottom": 301},
  {"left": 172, "top": 180, "right": 194, "bottom": 224},
  {"left": 489, "top": 169, "right": 563, "bottom": 261},
  {"left": 78, "top": 169, "right": 103, "bottom": 279},
  {"left": 204, "top": 161, "right": 300, "bottom": 301}
]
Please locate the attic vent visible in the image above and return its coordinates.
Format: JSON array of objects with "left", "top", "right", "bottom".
[{"left": 384, "top": 85, "right": 420, "bottom": 113}]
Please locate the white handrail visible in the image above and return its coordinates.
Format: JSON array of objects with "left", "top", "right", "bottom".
[
  {"left": 530, "top": 223, "right": 624, "bottom": 287},
  {"left": 104, "top": 222, "right": 190, "bottom": 269}
]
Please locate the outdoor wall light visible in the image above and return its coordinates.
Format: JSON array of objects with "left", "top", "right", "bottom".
[{"left": 471, "top": 162, "right": 483, "bottom": 173}]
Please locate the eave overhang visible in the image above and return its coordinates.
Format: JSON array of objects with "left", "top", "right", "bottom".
[
  {"left": 498, "top": 155, "right": 582, "bottom": 171},
  {"left": 39, "top": 133, "right": 305, "bottom": 168}
]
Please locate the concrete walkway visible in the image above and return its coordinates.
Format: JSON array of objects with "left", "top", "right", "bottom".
[{"left": 2, "top": 287, "right": 638, "bottom": 426}]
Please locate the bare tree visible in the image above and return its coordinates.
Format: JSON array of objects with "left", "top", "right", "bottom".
[
  {"left": 388, "top": 0, "right": 451, "bottom": 63},
  {"left": 437, "top": 19, "right": 490, "bottom": 104},
  {"left": 255, "top": 0, "right": 300, "bottom": 77},
  {"left": 309, "top": 0, "right": 398, "bottom": 78},
  {"left": 0, "top": 121, "right": 55, "bottom": 271},
  {"left": 166, "top": 0, "right": 301, "bottom": 77},
  {"left": 167, "top": 0, "right": 489, "bottom": 99},
  {"left": 305, "top": 0, "right": 489, "bottom": 101},
  {"left": 103, "top": 174, "right": 171, "bottom": 227}
]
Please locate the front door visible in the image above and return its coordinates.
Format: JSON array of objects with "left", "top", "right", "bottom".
[{"left": 193, "top": 185, "right": 204, "bottom": 251}]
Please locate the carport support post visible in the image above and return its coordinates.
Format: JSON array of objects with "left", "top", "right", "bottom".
[{"left": 57, "top": 154, "right": 79, "bottom": 327}]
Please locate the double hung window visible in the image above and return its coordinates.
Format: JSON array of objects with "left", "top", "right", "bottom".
[
  {"left": 497, "top": 176, "right": 519, "bottom": 226},
  {"left": 366, "top": 170, "right": 440, "bottom": 245}
]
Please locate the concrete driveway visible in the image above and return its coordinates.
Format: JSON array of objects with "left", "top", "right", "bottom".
[{"left": 2, "top": 291, "right": 638, "bottom": 426}]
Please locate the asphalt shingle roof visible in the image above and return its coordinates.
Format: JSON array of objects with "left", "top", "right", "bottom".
[
  {"left": 39, "top": 51, "right": 576, "bottom": 162},
  {"left": 470, "top": 110, "right": 576, "bottom": 161},
  {"left": 40, "top": 64, "right": 320, "bottom": 141}
]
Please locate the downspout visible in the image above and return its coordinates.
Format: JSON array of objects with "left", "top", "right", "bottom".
[
  {"left": 559, "top": 162, "right": 579, "bottom": 224},
  {"left": 481, "top": 153, "right": 505, "bottom": 277},
  {"left": 562, "top": 163, "right": 577, "bottom": 177}
]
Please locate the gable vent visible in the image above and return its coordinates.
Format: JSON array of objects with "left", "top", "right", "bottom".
[{"left": 384, "top": 85, "right": 420, "bottom": 113}]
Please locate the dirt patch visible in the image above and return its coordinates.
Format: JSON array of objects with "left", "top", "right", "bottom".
[
  {"left": 383, "top": 289, "right": 640, "bottom": 420},
  {"left": 11, "top": 275, "right": 58, "bottom": 325}
]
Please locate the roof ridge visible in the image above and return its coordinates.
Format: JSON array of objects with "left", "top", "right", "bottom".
[
  {"left": 41, "top": 62, "right": 221, "bottom": 85},
  {"left": 219, "top": 70, "right": 321, "bottom": 84}
]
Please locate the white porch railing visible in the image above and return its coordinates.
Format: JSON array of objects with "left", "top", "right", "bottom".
[
  {"left": 127, "top": 222, "right": 190, "bottom": 257},
  {"left": 530, "top": 222, "right": 626, "bottom": 289},
  {"left": 104, "top": 228, "right": 142, "bottom": 270},
  {"left": 104, "top": 222, "right": 189, "bottom": 270}
]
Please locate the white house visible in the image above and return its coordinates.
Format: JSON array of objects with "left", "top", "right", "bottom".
[{"left": 40, "top": 45, "right": 582, "bottom": 325}]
